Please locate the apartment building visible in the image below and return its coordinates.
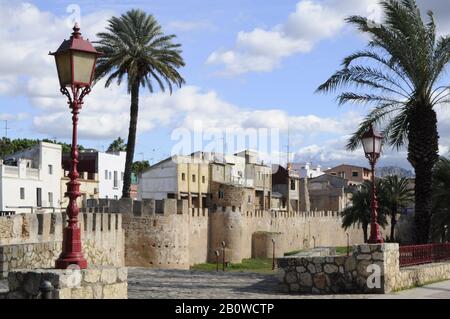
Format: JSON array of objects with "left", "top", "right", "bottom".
[
  {"left": 325, "top": 164, "right": 372, "bottom": 185},
  {"left": 0, "top": 142, "right": 62, "bottom": 214},
  {"left": 62, "top": 150, "right": 126, "bottom": 200}
]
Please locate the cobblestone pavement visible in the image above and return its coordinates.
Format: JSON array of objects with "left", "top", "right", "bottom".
[
  {"left": 2, "top": 268, "right": 449, "bottom": 299},
  {"left": 127, "top": 268, "right": 368, "bottom": 299},
  {"left": 0, "top": 279, "right": 7, "bottom": 294}
]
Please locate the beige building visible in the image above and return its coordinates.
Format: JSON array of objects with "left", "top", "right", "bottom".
[
  {"left": 138, "top": 151, "right": 272, "bottom": 210},
  {"left": 138, "top": 155, "right": 209, "bottom": 208},
  {"left": 60, "top": 170, "right": 99, "bottom": 209},
  {"left": 325, "top": 164, "right": 372, "bottom": 186},
  {"left": 271, "top": 165, "right": 310, "bottom": 212},
  {"left": 308, "top": 174, "right": 353, "bottom": 212}
]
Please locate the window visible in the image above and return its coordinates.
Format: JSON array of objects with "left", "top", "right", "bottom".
[
  {"left": 218, "top": 190, "right": 224, "bottom": 199},
  {"left": 352, "top": 171, "right": 359, "bottom": 177},
  {"left": 290, "top": 180, "right": 296, "bottom": 190},
  {"left": 20, "top": 187, "right": 25, "bottom": 200},
  {"left": 114, "top": 171, "right": 118, "bottom": 188},
  {"left": 121, "top": 172, "right": 124, "bottom": 181},
  {"left": 48, "top": 165, "right": 53, "bottom": 175},
  {"left": 36, "top": 188, "right": 42, "bottom": 207},
  {"left": 202, "top": 176, "right": 206, "bottom": 183},
  {"left": 181, "top": 173, "right": 186, "bottom": 181},
  {"left": 48, "top": 192, "right": 53, "bottom": 206},
  {"left": 248, "top": 195, "right": 251, "bottom": 203},
  {"left": 109, "top": 172, "right": 112, "bottom": 180},
  {"left": 105, "top": 170, "right": 108, "bottom": 180},
  {"left": 192, "top": 174, "right": 196, "bottom": 182}
]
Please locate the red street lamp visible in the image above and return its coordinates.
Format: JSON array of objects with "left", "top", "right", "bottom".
[
  {"left": 362, "top": 125, "right": 384, "bottom": 244},
  {"left": 50, "top": 24, "right": 101, "bottom": 269}
]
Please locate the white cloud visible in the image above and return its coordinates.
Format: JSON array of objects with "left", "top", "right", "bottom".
[
  {"left": 207, "top": 0, "right": 450, "bottom": 76},
  {"left": 206, "top": 0, "right": 381, "bottom": 75}
]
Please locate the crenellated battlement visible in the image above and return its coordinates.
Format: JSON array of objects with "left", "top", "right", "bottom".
[
  {"left": 0, "top": 212, "right": 124, "bottom": 278},
  {"left": 83, "top": 198, "right": 343, "bottom": 221},
  {"left": 80, "top": 197, "right": 364, "bottom": 270}
]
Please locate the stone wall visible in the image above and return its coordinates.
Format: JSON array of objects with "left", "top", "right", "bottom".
[
  {"left": 4, "top": 267, "right": 127, "bottom": 299},
  {"left": 276, "top": 243, "right": 450, "bottom": 294},
  {"left": 90, "top": 198, "right": 371, "bottom": 268},
  {"left": 251, "top": 232, "right": 283, "bottom": 259},
  {"left": 0, "top": 212, "right": 124, "bottom": 278},
  {"left": 276, "top": 244, "right": 397, "bottom": 294}
]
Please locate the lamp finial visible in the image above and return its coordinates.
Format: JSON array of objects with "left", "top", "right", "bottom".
[{"left": 72, "top": 23, "right": 82, "bottom": 39}]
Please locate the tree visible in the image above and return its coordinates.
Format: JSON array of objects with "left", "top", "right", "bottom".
[
  {"left": 341, "top": 180, "right": 388, "bottom": 243},
  {"left": 431, "top": 157, "right": 450, "bottom": 242},
  {"left": 95, "top": 9, "right": 185, "bottom": 198},
  {"left": 317, "top": 0, "right": 450, "bottom": 243},
  {"left": 107, "top": 137, "right": 127, "bottom": 153},
  {"left": 131, "top": 160, "right": 150, "bottom": 176},
  {"left": 0, "top": 138, "right": 86, "bottom": 158},
  {"left": 382, "top": 175, "right": 414, "bottom": 241}
]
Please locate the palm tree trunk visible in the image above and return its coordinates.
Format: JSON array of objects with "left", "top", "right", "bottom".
[
  {"left": 363, "top": 223, "right": 368, "bottom": 243},
  {"left": 408, "top": 105, "right": 439, "bottom": 244},
  {"left": 122, "top": 82, "right": 140, "bottom": 198},
  {"left": 390, "top": 212, "right": 397, "bottom": 242}
]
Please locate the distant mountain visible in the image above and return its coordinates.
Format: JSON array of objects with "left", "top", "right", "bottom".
[{"left": 376, "top": 166, "right": 415, "bottom": 178}]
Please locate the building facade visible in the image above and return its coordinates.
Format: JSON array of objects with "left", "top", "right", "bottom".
[
  {"left": 325, "top": 164, "right": 372, "bottom": 186},
  {"left": 138, "top": 155, "right": 210, "bottom": 208},
  {"left": 308, "top": 174, "right": 354, "bottom": 212},
  {"left": 0, "top": 142, "right": 62, "bottom": 214},
  {"left": 272, "top": 165, "right": 310, "bottom": 212},
  {"left": 62, "top": 150, "right": 126, "bottom": 200},
  {"left": 291, "top": 162, "right": 326, "bottom": 179},
  {"left": 60, "top": 170, "right": 99, "bottom": 208},
  {"left": 138, "top": 150, "right": 272, "bottom": 210}
]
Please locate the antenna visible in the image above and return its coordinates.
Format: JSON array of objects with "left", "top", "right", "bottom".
[
  {"left": 286, "top": 125, "right": 291, "bottom": 170},
  {"left": 3, "top": 120, "right": 10, "bottom": 138}
]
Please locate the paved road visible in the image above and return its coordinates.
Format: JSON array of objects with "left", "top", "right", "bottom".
[
  {"left": 128, "top": 268, "right": 364, "bottom": 299},
  {"left": 2, "top": 268, "right": 449, "bottom": 299},
  {"left": 372, "top": 280, "right": 450, "bottom": 299},
  {"left": 127, "top": 268, "right": 450, "bottom": 299}
]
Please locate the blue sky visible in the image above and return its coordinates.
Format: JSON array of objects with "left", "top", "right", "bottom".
[{"left": 1, "top": 0, "right": 450, "bottom": 169}]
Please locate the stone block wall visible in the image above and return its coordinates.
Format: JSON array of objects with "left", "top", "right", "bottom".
[
  {"left": 276, "top": 244, "right": 398, "bottom": 294},
  {"left": 83, "top": 198, "right": 386, "bottom": 269},
  {"left": 251, "top": 232, "right": 283, "bottom": 259},
  {"left": 4, "top": 267, "right": 127, "bottom": 299},
  {"left": 0, "top": 212, "right": 124, "bottom": 278},
  {"left": 393, "top": 261, "right": 450, "bottom": 291}
]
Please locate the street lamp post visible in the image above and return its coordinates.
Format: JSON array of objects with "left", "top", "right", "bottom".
[
  {"left": 271, "top": 238, "right": 276, "bottom": 271},
  {"left": 362, "top": 125, "right": 384, "bottom": 244},
  {"left": 221, "top": 241, "right": 226, "bottom": 271},
  {"left": 50, "top": 24, "right": 101, "bottom": 269}
]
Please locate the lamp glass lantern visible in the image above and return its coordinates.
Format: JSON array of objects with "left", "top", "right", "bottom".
[
  {"left": 50, "top": 24, "right": 101, "bottom": 88},
  {"left": 362, "top": 126, "right": 383, "bottom": 156}
]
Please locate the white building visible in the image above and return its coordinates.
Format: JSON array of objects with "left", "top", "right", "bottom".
[
  {"left": 291, "top": 162, "right": 326, "bottom": 179},
  {"left": 0, "top": 142, "right": 62, "bottom": 214},
  {"left": 98, "top": 151, "right": 126, "bottom": 199},
  {"left": 64, "top": 150, "right": 126, "bottom": 200}
]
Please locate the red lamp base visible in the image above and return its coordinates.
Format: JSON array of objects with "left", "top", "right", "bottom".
[
  {"left": 368, "top": 238, "right": 384, "bottom": 244},
  {"left": 55, "top": 226, "right": 88, "bottom": 269}
]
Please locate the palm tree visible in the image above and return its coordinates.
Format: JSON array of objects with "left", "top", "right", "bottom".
[
  {"left": 107, "top": 137, "right": 127, "bottom": 153},
  {"left": 431, "top": 157, "right": 450, "bottom": 242},
  {"left": 382, "top": 175, "right": 414, "bottom": 241},
  {"left": 317, "top": 0, "right": 450, "bottom": 243},
  {"left": 95, "top": 9, "right": 185, "bottom": 198},
  {"left": 342, "top": 180, "right": 388, "bottom": 242}
]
